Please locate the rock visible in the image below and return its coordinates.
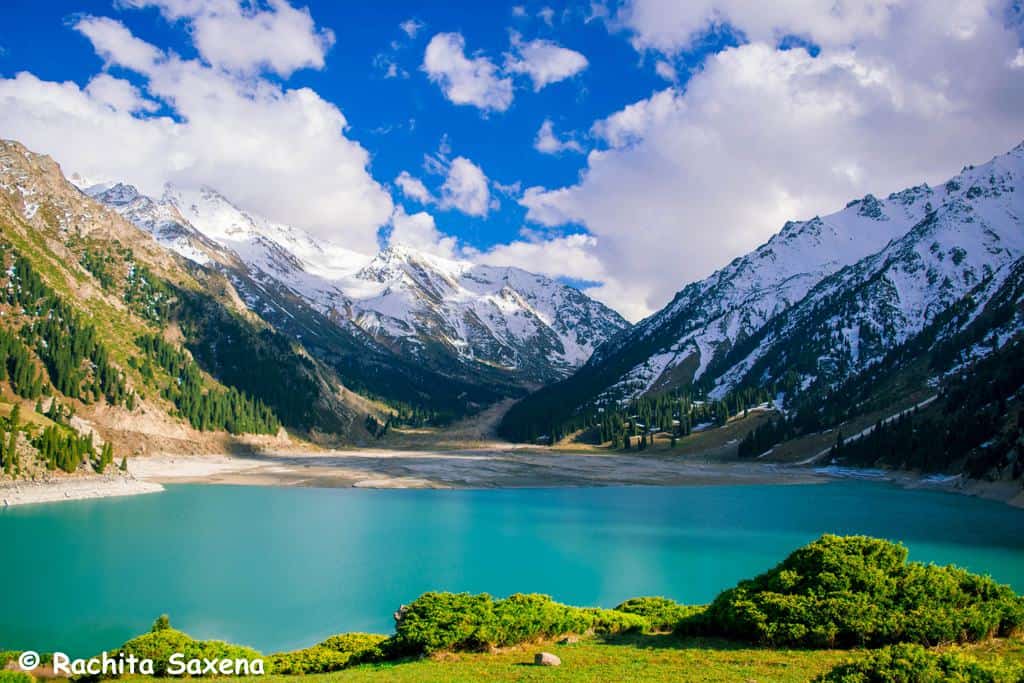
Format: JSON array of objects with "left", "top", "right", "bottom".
[{"left": 534, "top": 652, "right": 561, "bottom": 667}]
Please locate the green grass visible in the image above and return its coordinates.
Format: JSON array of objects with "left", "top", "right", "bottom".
[{"left": 231, "top": 634, "right": 1024, "bottom": 682}]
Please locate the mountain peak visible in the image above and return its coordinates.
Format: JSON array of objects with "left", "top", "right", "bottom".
[{"left": 90, "top": 182, "right": 141, "bottom": 206}]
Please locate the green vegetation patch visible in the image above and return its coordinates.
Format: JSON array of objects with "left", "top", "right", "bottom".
[
  {"left": 113, "top": 618, "right": 262, "bottom": 677},
  {"left": 684, "top": 535, "right": 1024, "bottom": 648},
  {"left": 614, "top": 596, "right": 705, "bottom": 633},
  {"left": 267, "top": 634, "right": 388, "bottom": 675},
  {"left": 390, "top": 592, "right": 646, "bottom": 655},
  {"left": 815, "top": 643, "right": 1024, "bottom": 682}
]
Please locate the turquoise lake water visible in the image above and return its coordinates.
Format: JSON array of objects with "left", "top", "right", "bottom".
[{"left": 3, "top": 481, "right": 1023, "bottom": 656}]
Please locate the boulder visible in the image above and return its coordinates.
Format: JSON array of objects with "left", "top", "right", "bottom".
[{"left": 534, "top": 652, "right": 561, "bottom": 667}]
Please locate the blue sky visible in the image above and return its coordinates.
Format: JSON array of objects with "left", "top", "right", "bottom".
[
  {"left": 1, "top": 1, "right": 1023, "bottom": 320},
  {"left": 1, "top": 1, "right": 679, "bottom": 251}
]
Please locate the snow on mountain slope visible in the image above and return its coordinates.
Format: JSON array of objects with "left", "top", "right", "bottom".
[
  {"left": 87, "top": 182, "right": 628, "bottom": 384},
  {"left": 712, "top": 144, "right": 1024, "bottom": 397},
  {"left": 591, "top": 141, "right": 1024, "bottom": 403},
  {"left": 350, "top": 245, "right": 627, "bottom": 378}
]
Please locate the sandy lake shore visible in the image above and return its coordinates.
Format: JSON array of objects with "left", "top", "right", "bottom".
[
  {"left": 127, "top": 448, "right": 828, "bottom": 490},
  {"left": 4, "top": 448, "right": 1020, "bottom": 508}
]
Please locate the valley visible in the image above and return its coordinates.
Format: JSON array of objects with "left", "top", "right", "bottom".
[{"left": 3, "top": 3, "right": 1024, "bottom": 681}]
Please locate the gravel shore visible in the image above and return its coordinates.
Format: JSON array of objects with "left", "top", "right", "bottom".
[{"left": 0, "top": 475, "right": 164, "bottom": 507}]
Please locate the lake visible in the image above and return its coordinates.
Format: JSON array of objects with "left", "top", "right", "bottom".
[{"left": 3, "top": 481, "right": 1023, "bottom": 656}]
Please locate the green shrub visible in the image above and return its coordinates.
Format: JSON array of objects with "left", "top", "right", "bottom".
[
  {"left": 114, "top": 628, "right": 262, "bottom": 676},
  {"left": 318, "top": 632, "right": 388, "bottom": 661},
  {"left": 0, "top": 671, "right": 34, "bottom": 683},
  {"left": 268, "top": 633, "right": 388, "bottom": 674},
  {"left": 391, "top": 592, "right": 646, "bottom": 655},
  {"left": 815, "top": 643, "right": 1024, "bottom": 682},
  {"left": 614, "top": 597, "right": 705, "bottom": 632},
  {"left": 684, "top": 535, "right": 1024, "bottom": 648},
  {"left": 267, "top": 645, "right": 353, "bottom": 675},
  {"left": 392, "top": 592, "right": 497, "bottom": 654}
]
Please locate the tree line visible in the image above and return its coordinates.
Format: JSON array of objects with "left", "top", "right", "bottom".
[
  {"left": 135, "top": 334, "right": 280, "bottom": 435},
  {"left": 2, "top": 248, "right": 131, "bottom": 406}
]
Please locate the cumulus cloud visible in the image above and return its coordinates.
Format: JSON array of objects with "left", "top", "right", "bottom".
[
  {"left": 422, "top": 32, "right": 513, "bottom": 112},
  {"left": 616, "top": 0, "right": 900, "bottom": 53},
  {"left": 534, "top": 119, "right": 583, "bottom": 154},
  {"left": 440, "top": 156, "right": 495, "bottom": 217},
  {"left": 505, "top": 34, "right": 589, "bottom": 91},
  {"left": 122, "top": 0, "right": 335, "bottom": 77},
  {"left": 395, "top": 171, "right": 434, "bottom": 204},
  {"left": 537, "top": 6, "right": 556, "bottom": 26},
  {"left": 84, "top": 73, "right": 159, "bottom": 113},
  {"left": 521, "top": 0, "right": 1024, "bottom": 319},
  {"left": 475, "top": 232, "right": 605, "bottom": 281},
  {"left": 0, "top": 7, "right": 392, "bottom": 253},
  {"left": 388, "top": 206, "right": 457, "bottom": 258}
]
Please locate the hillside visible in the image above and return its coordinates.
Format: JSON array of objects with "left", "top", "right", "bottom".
[
  {"left": 0, "top": 140, "right": 383, "bottom": 474},
  {"left": 500, "top": 141, "right": 1024, "bottom": 484}
]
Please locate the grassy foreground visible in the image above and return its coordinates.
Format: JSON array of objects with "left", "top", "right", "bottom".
[{"left": 240, "top": 634, "right": 1024, "bottom": 683}]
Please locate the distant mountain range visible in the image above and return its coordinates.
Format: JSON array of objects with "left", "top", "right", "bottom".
[
  {"left": 4, "top": 133, "right": 1023, "bottom": 484},
  {"left": 83, "top": 181, "right": 627, "bottom": 389},
  {"left": 0, "top": 138, "right": 625, "bottom": 459},
  {"left": 501, "top": 141, "right": 1024, "bottom": 483}
]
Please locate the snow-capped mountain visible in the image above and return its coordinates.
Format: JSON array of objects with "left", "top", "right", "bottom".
[
  {"left": 83, "top": 181, "right": 628, "bottom": 385},
  {"left": 501, "top": 140, "right": 1024, "bottom": 437},
  {"left": 349, "top": 245, "right": 626, "bottom": 379}
]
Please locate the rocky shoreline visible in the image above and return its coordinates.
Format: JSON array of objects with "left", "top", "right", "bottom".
[{"left": 0, "top": 475, "right": 164, "bottom": 507}]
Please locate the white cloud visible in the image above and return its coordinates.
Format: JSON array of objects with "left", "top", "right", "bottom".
[
  {"left": 440, "top": 156, "right": 495, "bottom": 217},
  {"left": 475, "top": 232, "right": 604, "bottom": 281},
  {"left": 84, "top": 73, "right": 159, "bottom": 113},
  {"left": 505, "top": 34, "right": 589, "bottom": 91},
  {"left": 616, "top": 0, "right": 901, "bottom": 53},
  {"left": 521, "top": 1, "right": 1024, "bottom": 319},
  {"left": 395, "top": 171, "right": 434, "bottom": 204},
  {"left": 389, "top": 206, "right": 457, "bottom": 258},
  {"left": 538, "top": 6, "right": 556, "bottom": 26},
  {"left": 654, "top": 60, "right": 677, "bottom": 81},
  {"left": 374, "top": 53, "right": 408, "bottom": 79},
  {"left": 512, "top": 5, "right": 527, "bottom": 17},
  {"left": 75, "top": 15, "right": 162, "bottom": 71},
  {"left": 122, "top": 0, "right": 334, "bottom": 77},
  {"left": 399, "top": 18, "right": 425, "bottom": 38},
  {"left": 0, "top": 10, "right": 392, "bottom": 253},
  {"left": 534, "top": 119, "right": 583, "bottom": 154},
  {"left": 1012, "top": 48, "right": 1024, "bottom": 69},
  {"left": 423, "top": 32, "right": 513, "bottom": 112}
]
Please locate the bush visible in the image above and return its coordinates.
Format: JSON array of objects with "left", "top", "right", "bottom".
[
  {"left": 815, "top": 643, "right": 1024, "bottom": 682},
  {"left": 614, "top": 597, "right": 705, "bottom": 632},
  {"left": 0, "top": 672, "right": 34, "bottom": 683},
  {"left": 266, "top": 645, "right": 353, "bottom": 675},
  {"left": 318, "top": 632, "right": 388, "bottom": 661},
  {"left": 684, "top": 535, "right": 1024, "bottom": 648},
  {"left": 114, "top": 628, "right": 262, "bottom": 676},
  {"left": 391, "top": 592, "right": 646, "bottom": 655},
  {"left": 268, "top": 633, "right": 388, "bottom": 675}
]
